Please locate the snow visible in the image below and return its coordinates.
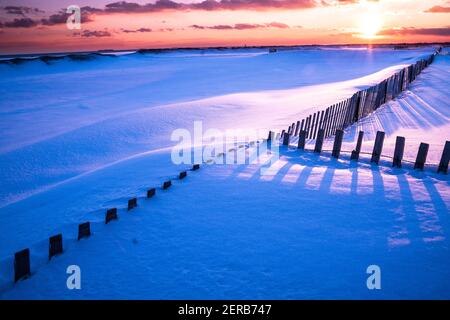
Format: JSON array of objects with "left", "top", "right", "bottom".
[{"left": 0, "top": 46, "right": 448, "bottom": 299}]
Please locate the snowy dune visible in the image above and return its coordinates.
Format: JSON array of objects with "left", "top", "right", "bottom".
[
  {"left": 0, "top": 46, "right": 449, "bottom": 299},
  {"left": 1, "top": 145, "right": 449, "bottom": 299},
  {"left": 0, "top": 47, "right": 437, "bottom": 206}
]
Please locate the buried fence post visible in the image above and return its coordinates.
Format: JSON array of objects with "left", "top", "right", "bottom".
[
  {"left": 49, "top": 234, "right": 63, "bottom": 260},
  {"left": 267, "top": 131, "right": 274, "bottom": 141},
  {"left": 332, "top": 129, "right": 344, "bottom": 159},
  {"left": 392, "top": 136, "right": 405, "bottom": 168},
  {"left": 14, "top": 249, "right": 31, "bottom": 282},
  {"left": 414, "top": 143, "right": 429, "bottom": 170},
  {"left": 179, "top": 171, "right": 187, "bottom": 179},
  {"left": 294, "top": 121, "right": 300, "bottom": 136},
  {"left": 350, "top": 131, "right": 364, "bottom": 161},
  {"left": 128, "top": 197, "right": 137, "bottom": 211},
  {"left": 192, "top": 164, "right": 200, "bottom": 171},
  {"left": 147, "top": 188, "right": 156, "bottom": 198},
  {"left": 78, "top": 222, "right": 91, "bottom": 240},
  {"left": 371, "top": 131, "right": 385, "bottom": 164},
  {"left": 163, "top": 180, "right": 172, "bottom": 190},
  {"left": 282, "top": 133, "right": 290, "bottom": 146},
  {"left": 437, "top": 141, "right": 450, "bottom": 174},
  {"left": 298, "top": 130, "right": 307, "bottom": 150},
  {"left": 105, "top": 208, "right": 118, "bottom": 224},
  {"left": 314, "top": 129, "right": 325, "bottom": 153}
]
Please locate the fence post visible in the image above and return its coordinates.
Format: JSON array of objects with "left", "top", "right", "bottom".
[
  {"left": 437, "top": 141, "right": 449, "bottom": 174},
  {"left": 310, "top": 113, "right": 317, "bottom": 139},
  {"left": 105, "top": 208, "right": 118, "bottom": 224},
  {"left": 332, "top": 129, "right": 344, "bottom": 159},
  {"left": 371, "top": 131, "right": 385, "bottom": 164},
  {"left": 267, "top": 131, "right": 274, "bottom": 141},
  {"left": 306, "top": 115, "right": 311, "bottom": 138},
  {"left": 298, "top": 130, "right": 307, "bottom": 150},
  {"left": 49, "top": 234, "right": 63, "bottom": 260},
  {"left": 314, "top": 129, "right": 325, "bottom": 153},
  {"left": 78, "top": 222, "right": 91, "bottom": 240},
  {"left": 128, "top": 197, "right": 137, "bottom": 210},
  {"left": 282, "top": 132, "right": 290, "bottom": 146},
  {"left": 294, "top": 121, "right": 300, "bottom": 136},
  {"left": 392, "top": 136, "right": 405, "bottom": 168},
  {"left": 414, "top": 143, "right": 429, "bottom": 170},
  {"left": 14, "top": 249, "right": 31, "bottom": 282}
]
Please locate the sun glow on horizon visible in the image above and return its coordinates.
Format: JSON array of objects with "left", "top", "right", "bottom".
[{"left": 358, "top": 11, "right": 383, "bottom": 39}]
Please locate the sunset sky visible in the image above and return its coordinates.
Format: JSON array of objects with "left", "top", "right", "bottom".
[{"left": 0, "top": 0, "right": 449, "bottom": 54}]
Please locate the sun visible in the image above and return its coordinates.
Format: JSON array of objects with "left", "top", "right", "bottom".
[{"left": 358, "top": 12, "right": 383, "bottom": 39}]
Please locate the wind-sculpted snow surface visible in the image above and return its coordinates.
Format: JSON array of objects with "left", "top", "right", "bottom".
[
  {"left": 0, "top": 47, "right": 448, "bottom": 299},
  {"left": 0, "top": 47, "right": 437, "bottom": 206},
  {"left": 1, "top": 146, "right": 449, "bottom": 299}
]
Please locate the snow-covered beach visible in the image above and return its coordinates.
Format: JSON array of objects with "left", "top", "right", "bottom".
[{"left": 0, "top": 46, "right": 449, "bottom": 299}]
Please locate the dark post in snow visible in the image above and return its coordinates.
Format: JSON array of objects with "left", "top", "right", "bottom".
[
  {"left": 314, "top": 129, "right": 325, "bottom": 153},
  {"left": 437, "top": 141, "right": 450, "bottom": 174},
  {"left": 163, "top": 180, "right": 172, "bottom": 190},
  {"left": 78, "top": 222, "right": 91, "bottom": 240},
  {"left": 414, "top": 143, "right": 429, "bottom": 170},
  {"left": 392, "top": 136, "right": 405, "bottom": 168},
  {"left": 192, "top": 164, "right": 200, "bottom": 171},
  {"left": 298, "top": 130, "right": 307, "bottom": 150},
  {"left": 147, "top": 188, "right": 156, "bottom": 198},
  {"left": 128, "top": 197, "right": 137, "bottom": 210},
  {"left": 179, "top": 171, "right": 187, "bottom": 179},
  {"left": 267, "top": 131, "right": 274, "bottom": 141},
  {"left": 371, "top": 131, "right": 385, "bottom": 164},
  {"left": 283, "top": 132, "right": 290, "bottom": 146},
  {"left": 14, "top": 248, "right": 31, "bottom": 282},
  {"left": 49, "top": 234, "right": 63, "bottom": 260},
  {"left": 294, "top": 121, "right": 300, "bottom": 136},
  {"left": 351, "top": 131, "right": 364, "bottom": 161},
  {"left": 105, "top": 208, "right": 118, "bottom": 224},
  {"left": 332, "top": 129, "right": 344, "bottom": 159}
]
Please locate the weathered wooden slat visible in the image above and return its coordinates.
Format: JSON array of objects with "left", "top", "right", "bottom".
[
  {"left": 14, "top": 248, "right": 31, "bottom": 282},
  {"left": 49, "top": 234, "right": 63, "bottom": 260},
  {"left": 163, "top": 180, "right": 172, "bottom": 190},
  {"left": 323, "top": 108, "right": 330, "bottom": 136},
  {"left": 332, "top": 129, "right": 344, "bottom": 159},
  {"left": 179, "top": 171, "right": 187, "bottom": 179},
  {"left": 392, "top": 136, "right": 405, "bottom": 168},
  {"left": 313, "top": 111, "right": 320, "bottom": 139},
  {"left": 310, "top": 113, "right": 317, "bottom": 139},
  {"left": 283, "top": 132, "right": 290, "bottom": 146},
  {"left": 437, "top": 141, "right": 449, "bottom": 174},
  {"left": 298, "top": 130, "right": 307, "bottom": 150},
  {"left": 414, "top": 143, "right": 429, "bottom": 170},
  {"left": 371, "top": 131, "right": 385, "bottom": 164},
  {"left": 78, "top": 222, "right": 91, "bottom": 240},
  {"left": 128, "top": 197, "right": 137, "bottom": 210},
  {"left": 314, "top": 129, "right": 325, "bottom": 153},
  {"left": 294, "top": 121, "right": 300, "bottom": 136},
  {"left": 105, "top": 208, "right": 118, "bottom": 224},
  {"left": 147, "top": 188, "right": 156, "bottom": 198}
]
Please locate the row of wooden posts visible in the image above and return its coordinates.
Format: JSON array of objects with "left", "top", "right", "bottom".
[
  {"left": 283, "top": 48, "right": 441, "bottom": 140},
  {"left": 12, "top": 164, "right": 201, "bottom": 283},
  {"left": 268, "top": 129, "right": 449, "bottom": 174}
]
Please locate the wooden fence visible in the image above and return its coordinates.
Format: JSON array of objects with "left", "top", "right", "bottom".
[
  {"left": 269, "top": 128, "right": 449, "bottom": 175},
  {"left": 283, "top": 47, "right": 442, "bottom": 140}
]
